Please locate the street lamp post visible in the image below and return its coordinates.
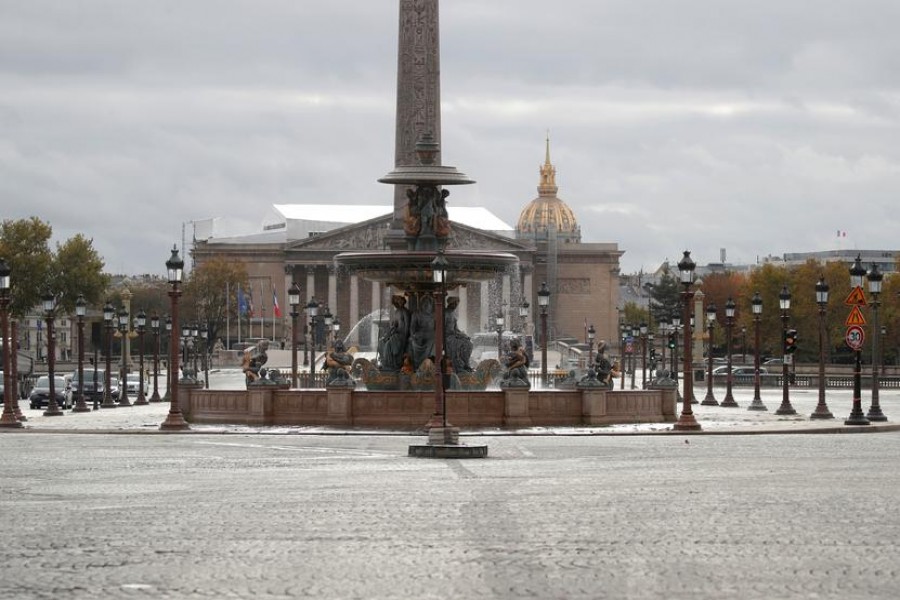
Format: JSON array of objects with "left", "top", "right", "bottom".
[
  {"left": 702, "top": 303, "right": 718, "bottom": 405},
  {"left": 200, "top": 326, "right": 209, "bottom": 388},
  {"left": 630, "top": 324, "right": 639, "bottom": 390},
  {"left": 323, "top": 306, "right": 334, "bottom": 351},
  {"left": 150, "top": 312, "right": 161, "bottom": 402},
  {"left": 721, "top": 297, "right": 739, "bottom": 407},
  {"left": 748, "top": 292, "right": 767, "bottom": 411},
  {"left": 163, "top": 316, "right": 172, "bottom": 401},
  {"left": 0, "top": 258, "right": 22, "bottom": 428},
  {"left": 845, "top": 256, "right": 870, "bottom": 426},
  {"left": 117, "top": 307, "right": 132, "bottom": 407},
  {"left": 866, "top": 264, "right": 887, "bottom": 421},
  {"left": 101, "top": 300, "right": 117, "bottom": 408},
  {"left": 134, "top": 309, "right": 148, "bottom": 405},
  {"left": 307, "top": 298, "right": 319, "bottom": 380},
  {"left": 160, "top": 246, "right": 189, "bottom": 430},
  {"left": 673, "top": 251, "right": 701, "bottom": 431},
  {"left": 72, "top": 295, "right": 91, "bottom": 413},
  {"left": 741, "top": 327, "right": 747, "bottom": 364},
  {"left": 42, "top": 293, "right": 63, "bottom": 417},
  {"left": 430, "top": 251, "right": 450, "bottom": 434},
  {"left": 495, "top": 311, "right": 504, "bottom": 361},
  {"left": 587, "top": 324, "right": 596, "bottom": 376},
  {"left": 620, "top": 323, "right": 628, "bottom": 390},
  {"left": 775, "top": 285, "right": 796, "bottom": 415},
  {"left": 671, "top": 316, "right": 681, "bottom": 400},
  {"left": 811, "top": 277, "right": 834, "bottom": 419},
  {"left": 288, "top": 282, "right": 301, "bottom": 388},
  {"left": 640, "top": 322, "right": 648, "bottom": 389},
  {"left": 538, "top": 282, "right": 550, "bottom": 386}
]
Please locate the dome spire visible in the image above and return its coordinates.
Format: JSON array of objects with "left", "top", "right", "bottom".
[{"left": 538, "top": 131, "right": 558, "bottom": 196}]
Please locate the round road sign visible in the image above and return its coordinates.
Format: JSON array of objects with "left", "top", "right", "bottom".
[{"left": 845, "top": 325, "right": 865, "bottom": 350}]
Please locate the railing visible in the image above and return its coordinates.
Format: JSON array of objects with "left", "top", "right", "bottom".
[{"left": 708, "top": 373, "right": 900, "bottom": 390}]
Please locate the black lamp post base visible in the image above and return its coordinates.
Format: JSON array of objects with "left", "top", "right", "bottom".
[
  {"left": 42, "top": 406, "right": 64, "bottom": 417},
  {"left": 774, "top": 403, "right": 797, "bottom": 415},
  {"left": 0, "top": 413, "right": 24, "bottom": 428},
  {"left": 844, "top": 411, "right": 870, "bottom": 426},
  {"left": 810, "top": 406, "right": 834, "bottom": 419},
  {"left": 701, "top": 393, "right": 718, "bottom": 406},
  {"left": 71, "top": 404, "right": 92, "bottom": 413},
  {"left": 133, "top": 396, "right": 149, "bottom": 406},
  {"left": 866, "top": 407, "right": 887, "bottom": 422},
  {"left": 746, "top": 399, "right": 768, "bottom": 411},
  {"left": 159, "top": 412, "right": 191, "bottom": 431},
  {"left": 720, "top": 395, "right": 739, "bottom": 408}
]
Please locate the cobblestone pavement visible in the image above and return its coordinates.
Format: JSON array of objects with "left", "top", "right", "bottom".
[{"left": 2, "top": 430, "right": 900, "bottom": 599}]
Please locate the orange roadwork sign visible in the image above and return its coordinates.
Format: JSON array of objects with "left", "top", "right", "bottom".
[
  {"left": 845, "top": 305, "right": 867, "bottom": 326},
  {"left": 844, "top": 286, "right": 867, "bottom": 306}
]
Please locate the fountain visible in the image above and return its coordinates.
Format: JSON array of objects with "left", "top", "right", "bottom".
[{"left": 336, "top": 135, "right": 517, "bottom": 395}]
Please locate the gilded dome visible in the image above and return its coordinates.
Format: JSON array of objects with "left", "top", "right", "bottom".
[{"left": 516, "top": 137, "right": 581, "bottom": 242}]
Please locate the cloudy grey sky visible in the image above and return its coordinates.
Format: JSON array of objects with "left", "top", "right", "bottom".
[{"left": 3, "top": 0, "right": 900, "bottom": 276}]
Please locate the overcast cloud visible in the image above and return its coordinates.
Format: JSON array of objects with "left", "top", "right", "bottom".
[{"left": 2, "top": 0, "right": 900, "bottom": 276}]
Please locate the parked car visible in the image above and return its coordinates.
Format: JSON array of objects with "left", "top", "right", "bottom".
[
  {"left": 119, "top": 373, "right": 145, "bottom": 400},
  {"left": 763, "top": 358, "right": 784, "bottom": 366},
  {"left": 712, "top": 365, "right": 768, "bottom": 376},
  {"left": 29, "top": 375, "right": 72, "bottom": 409},
  {"left": 69, "top": 368, "right": 117, "bottom": 404}
]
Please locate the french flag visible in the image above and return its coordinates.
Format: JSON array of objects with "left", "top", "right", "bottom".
[{"left": 273, "top": 290, "right": 282, "bottom": 318}]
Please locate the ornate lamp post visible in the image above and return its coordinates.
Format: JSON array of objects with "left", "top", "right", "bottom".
[
  {"left": 640, "top": 322, "right": 648, "bottom": 389},
  {"left": 620, "top": 322, "right": 628, "bottom": 389},
  {"left": 658, "top": 320, "right": 668, "bottom": 377},
  {"left": 867, "top": 264, "right": 887, "bottom": 421},
  {"left": 134, "top": 309, "right": 148, "bottom": 405},
  {"left": 845, "top": 256, "right": 870, "bottom": 426},
  {"left": 587, "top": 324, "right": 596, "bottom": 379},
  {"left": 306, "top": 298, "right": 319, "bottom": 379},
  {"left": 323, "top": 306, "right": 334, "bottom": 350},
  {"left": 116, "top": 306, "right": 132, "bottom": 407},
  {"left": 721, "top": 297, "right": 739, "bottom": 407},
  {"left": 332, "top": 317, "right": 341, "bottom": 348},
  {"left": 747, "top": 291, "right": 767, "bottom": 411},
  {"left": 519, "top": 300, "right": 529, "bottom": 333},
  {"left": 150, "top": 312, "right": 162, "bottom": 402},
  {"left": 430, "top": 250, "right": 450, "bottom": 433},
  {"left": 163, "top": 315, "right": 172, "bottom": 401},
  {"left": 702, "top": 302, "right": 718, "bottom": 405},
  {"left": 41, "top": 293, "right": 63, "bottom": 417},
  {"left": 72, "top": 295, "right": 91, "bottom": 412},
  {"left": 775, "top": 285, "right": 796, "bottom": 415},
  {"left": 288, "top": 282, "right": 301, "bottom": 388},
  {"left": 630, "top": 324, "right": 639, "bottom": 389},
  {"left": 538, "top": 282, "right": 550, "bottom": 386},
  {"left": 495, "top": 311, "right": 504, "bottom": 361},
  {"left": 160, "top": 245, "right": 189, "bottom": 430},
  {"left": 741, "top": 327, "right": 747, "bottom": 363},
  {"left": 673, "top": 251, "right": 700, "bottom": 431},
  {"left": 0, "top": 258, "right": 22, "bottom": 428},
  {"left": 811, "top": 277, "right": 834, "bottom": 419},
  {"left": 101, "top": 300, "right": 117, "bottom": 408},
  {"left": 199, "top": 325, "right": 209, "bottom": 388},
  {"left": 671, "top": 315, "right": 681, "bottom": 399}
]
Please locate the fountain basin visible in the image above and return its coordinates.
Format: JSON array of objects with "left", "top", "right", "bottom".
[{"left": 335, "top": 250, "right": 518, "bottom": 289}]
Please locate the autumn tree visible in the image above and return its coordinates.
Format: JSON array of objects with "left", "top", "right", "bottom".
[{"left": 182, "top": 257, "right": 249, "bottom": 345}]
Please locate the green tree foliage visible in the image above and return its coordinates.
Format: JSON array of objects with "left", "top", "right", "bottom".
[
  {"left": 182, "top": 258, "right": 249, "bottom": 345},
  {"left": 0, "top": 218, "right": 110, "bottom": 318},
  {"left": 644, "top": 271, "right": 682, "bottom": 328},
  {"left": 51, "top": 234, "right": 111, "bottom": 313},
  {"left": 0, "top": 217, "right": 53, "bottom": 317}
]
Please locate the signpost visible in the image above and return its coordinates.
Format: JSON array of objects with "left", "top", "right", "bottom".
[{"left": 845, "top": 325, "right": 865, "bottom": 351}]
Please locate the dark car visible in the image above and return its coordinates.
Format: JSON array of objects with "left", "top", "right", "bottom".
[
  {"left": 29, "top": 375, "right": 72, "bottom": 409},
  {"left": 70, "top": 368, "right": 116, "bottom": 404},
  {"left": 712, "top": 366, "right": 768, "bottom": 376}
]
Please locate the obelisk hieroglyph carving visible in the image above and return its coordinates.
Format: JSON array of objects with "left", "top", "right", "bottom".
[{"left": 390, "top": 0, "right": 442, "bottom": 242}]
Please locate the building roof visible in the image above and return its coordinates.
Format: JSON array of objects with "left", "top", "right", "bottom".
[{"left": 516, "top": 137, "right": 581, "bottom": 242}]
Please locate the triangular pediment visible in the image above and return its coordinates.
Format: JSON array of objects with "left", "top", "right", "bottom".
[{"left": 286, "top": 214, "right": 531, "bottom": 253}]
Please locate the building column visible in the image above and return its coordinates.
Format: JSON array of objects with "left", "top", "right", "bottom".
[
  {"left": 502, "top": 274, "right": 511, "bottom": 330},
  {"left": 306, "top": 268, "right": 316, "bottom": 302},
  {"left": 328, "top": 266, "right": 338, "bottom": 316},
  {"left": 457, "top": 286, "right": 469, "bottom": 334},
  {"left": 480, "top": 282, "right": 490, "bottom": 332}
]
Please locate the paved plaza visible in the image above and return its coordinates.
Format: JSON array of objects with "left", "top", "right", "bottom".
[{"left": 2, "top": 378, "right": 900, "bottom": 599}]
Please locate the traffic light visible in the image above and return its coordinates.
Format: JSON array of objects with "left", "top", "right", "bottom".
[
  {"left": 649, "top": 347, "right": 657, "bottom": 361},
  {"left": 667, "top": 333, "right": 676, "bottom": 349},
  {"left": 784, "top": 329, "right": 798, "bottom": 354}
]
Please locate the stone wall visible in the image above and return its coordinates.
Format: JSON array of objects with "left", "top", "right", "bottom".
[{"left": 183, "top": 386, "right": 677, "bottom": 429}]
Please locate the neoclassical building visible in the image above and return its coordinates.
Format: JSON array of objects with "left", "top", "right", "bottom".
[{"left": 191, "top": 142, "right": 622, "bottom": 356}]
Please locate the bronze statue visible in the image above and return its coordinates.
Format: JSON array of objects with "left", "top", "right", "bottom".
[
  {"left": 378, "top": 295, "right": 411, "bottom": 371},
  {"left": 444, "top": 296, "right": 473, "bottom": 372},
  {"left": 242, "top": 339, "right": 269, "bottom": 385}
]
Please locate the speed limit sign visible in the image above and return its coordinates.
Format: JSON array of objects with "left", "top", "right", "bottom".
[{"left": 845, "top": 325, "right": 865, "bottom": 350}]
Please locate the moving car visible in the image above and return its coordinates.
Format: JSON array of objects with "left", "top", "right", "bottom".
[
  {"left": 69, "top": 368, "right": 118, "bottom": 404},
  {"left": 712, "top": 365, "right": 768, "bottom": 376},
  {"left": 29, "top": 375, "right": 72, "bottom": 409}
]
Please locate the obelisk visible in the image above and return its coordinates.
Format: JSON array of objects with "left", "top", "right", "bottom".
[{"left": 389, "top": 0, "right": 442, "bottom": 244}]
